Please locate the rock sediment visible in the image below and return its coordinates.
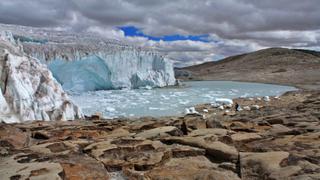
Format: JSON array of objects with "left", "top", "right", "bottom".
[{"left": 1, "top": 90, "right": 319, "bottom": 179}]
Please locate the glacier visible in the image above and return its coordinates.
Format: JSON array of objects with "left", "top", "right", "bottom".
[
  {"left": 0, "top": 31, "right": 82, "bottom": 123},
  {"left": 0, "top": 23, "right": 176, "bottom": 92},
  {"left": 44, "top": 50, "right": 176, "bottom": 92}
]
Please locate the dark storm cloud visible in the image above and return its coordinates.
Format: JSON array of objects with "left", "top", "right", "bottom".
[
  {"left": 0, "top": 0, "right": 319, "bottom": 66},
  {"left": 0, "top": 0, "right": 74, "bottom": 27}
]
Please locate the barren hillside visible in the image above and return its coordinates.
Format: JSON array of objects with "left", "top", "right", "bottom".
[{"left": 175, "top": 48, "right": 320, "bottom": 90}]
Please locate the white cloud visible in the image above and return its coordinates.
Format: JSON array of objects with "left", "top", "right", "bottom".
[{"left": 1, "top": 0, "right": 320, "bottom": 66}]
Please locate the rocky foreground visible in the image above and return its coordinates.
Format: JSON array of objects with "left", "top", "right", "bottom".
[{"left": 1, "top": 90, "right": 320, "bottom": 180}]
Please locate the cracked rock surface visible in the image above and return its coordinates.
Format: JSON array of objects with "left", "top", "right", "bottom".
[{"left": 1, "top": 90, "right": 320, "bottom": 179}]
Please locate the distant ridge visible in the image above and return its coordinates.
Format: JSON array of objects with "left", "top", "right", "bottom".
[{"left": 175, "top": 48, "right": 320, "bottom": 90}]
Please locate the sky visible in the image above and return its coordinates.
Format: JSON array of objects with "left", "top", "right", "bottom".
[{"left": 0, "top": 0, "right": 319, "bottom": 67}]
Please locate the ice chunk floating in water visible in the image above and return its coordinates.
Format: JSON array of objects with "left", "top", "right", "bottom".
[{"left": 70, "top": 81, "right": 297, "bottom": 118}]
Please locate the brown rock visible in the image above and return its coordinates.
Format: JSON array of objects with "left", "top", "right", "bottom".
[
  {"left": 58, "top": 154, "right": 110, "bottom": 180},
  {"left": 0, "top": 153, "right": 63, "bottom": 180},
  {"left": 134, "top": 126, "right": 183, "bottom": 139},
  {"left": 231, "top": 133, "right": 262, "bottom": 142},
  {"left": 265, "top": 124, "right": 293, "bottom": 136},
  {"left": 142, "top": 156, "right": 240, "bottom": 180},
  {"left": 162, "top": 136, "right": 238, "bottom": 162},
  {"left": 0, "top": 125, "right": 28, "bottom": 149},
  {"left": 84, "top": 138, "right": 170, "bottom": 171},
  {"left": 188, "top": 128, "right": 229, "bottom": 137},
  {"left": 240, "top": 151, "right": 290, "bottom": 179},
  {"left": 184, "top": 115, "right": 207, "bottom": 129}
]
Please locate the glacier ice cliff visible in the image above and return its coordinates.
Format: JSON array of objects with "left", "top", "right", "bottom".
[
  {"left": 26, "top": 45, "right": 176, "bottom": 92},
  {"left": 0, "top": 24, "right": 176, "bottom": 92},
  {"left": 0, "top": 31, "right": 82, "bottom": 123}
]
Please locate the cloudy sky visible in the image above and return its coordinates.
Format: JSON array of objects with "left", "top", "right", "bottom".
[{"left": 0, "top": 0, "right": 319, "bottom": 67}]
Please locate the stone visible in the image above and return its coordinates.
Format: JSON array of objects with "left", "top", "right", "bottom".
[
  {"left": 58, "top": 154, "right": 110, "bottom": 180},
  {"left": 0, "top": 125, "right": 28, "bottom": 149},
  {"left": 134, "top": 126, "right": 182, "bottom": 139},
  {"left": 269, "top": 166, "right": 302, "bottom": 179},
  {"left": 231, "top": 133, "right": 262, "bottom": 142},
  {"left": 29, "top": 142, "right": 75, "bottom": 155},
  {"left": 0, "top": 153, "right": 63, "bottom": 180},
  {"left": 184, "top": 115, "right": 207, "bottom": 130},
  {"left": 265, "top": 124, "right": 293, "bottom": 136},
  {"left": 162, "top": 136, "right": 238, "bottom": 162},
  {"left": 240, "top": 151, "right": 290, "bottom": 179},
  {"left": 84, "top": 138, "right": 170, "bottom": 171},
  {"left": 188, "top": 128, "right": 229, "bottom": 137},
  {"left": 206, "top": 118, "right": 224, "bottom": 128},
  {"left": 229, "top": 121, "right": 254, "bottom": 132},
  {"left": 130, "top": 156, "right": 240, "bottom": 180}
]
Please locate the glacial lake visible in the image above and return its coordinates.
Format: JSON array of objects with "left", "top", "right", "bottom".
[{"left": 70, "top": 81, "right": 297, "bottom": 118}]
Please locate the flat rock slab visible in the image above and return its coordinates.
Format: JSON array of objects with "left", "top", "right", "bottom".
[
  {"left": 162, "top": 136, "right": 238, "bottom": 162},
  {"left": 240, "top": 151, "right": 290, "bottom": 179},
  {"left": 134, "top": 126, "right": 183, "bottom": 139},
  {"left": 0, "top": 153, "right": 63, "bottom": 180},
  {"left": 127, "top": 156, "right": 240, "bottom": 180}
]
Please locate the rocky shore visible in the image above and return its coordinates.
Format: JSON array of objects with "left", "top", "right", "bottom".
[{"left": 1, "top": 89, "right": 319, "bottom": 179}]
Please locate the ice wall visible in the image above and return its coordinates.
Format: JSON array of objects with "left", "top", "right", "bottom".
[
  {"left": 25, "top": 45, "right": 176, "bottom": 92},
  {"left": 0, "top": 24, "right": 176, "bottom": 92},
  {"left": 0, "top": 32, "right": 82, "bottom": 123}
]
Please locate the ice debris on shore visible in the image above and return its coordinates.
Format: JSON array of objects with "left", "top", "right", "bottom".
[
  {"left": 263, "top": 96, "right": 270, "bottom": 102},
  {"left": 211, "top": 98, "right": 234, "bottom": 108},
  {"left": 185, "top": 107, "right": 199, "bottom": 114}
]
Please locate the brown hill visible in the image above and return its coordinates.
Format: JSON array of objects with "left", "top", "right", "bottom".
[{"left": 175, "top": 48, "right": 320, "bottom": 90}]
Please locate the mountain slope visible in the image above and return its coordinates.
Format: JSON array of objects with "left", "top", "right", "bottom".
[{"left": 175, "top": 48, "right": 320, "bottom": 90}]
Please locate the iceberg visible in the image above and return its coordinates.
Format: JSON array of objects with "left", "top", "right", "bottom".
[{"left": 0, "top": 32, "right": 82, "bottom": 123}]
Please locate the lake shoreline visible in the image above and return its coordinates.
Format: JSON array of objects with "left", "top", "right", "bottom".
[{"left": 71, "top": 80, "right": 296, "bottom": 119}]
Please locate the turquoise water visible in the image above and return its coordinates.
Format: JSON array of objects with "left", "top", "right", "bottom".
[{"left": 71, "top": 81, "right": 296, "bottom": 118}]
